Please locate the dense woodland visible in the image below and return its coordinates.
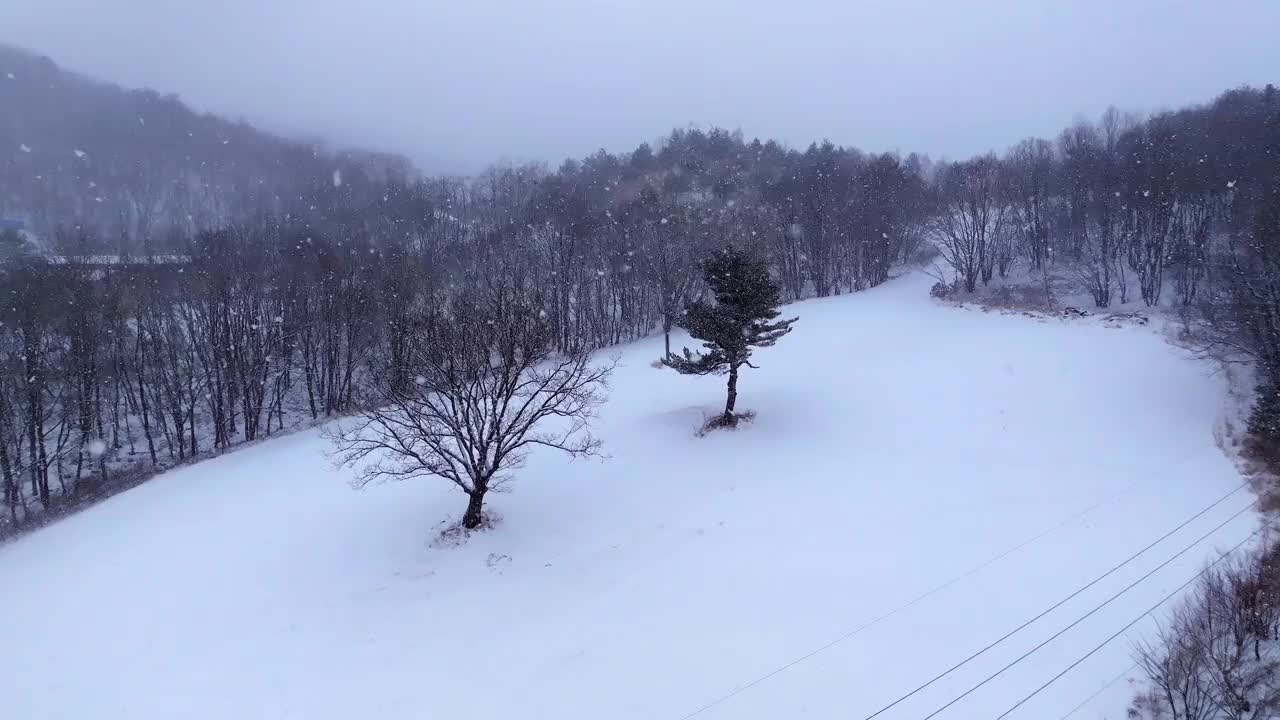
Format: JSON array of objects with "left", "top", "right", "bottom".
[{"left": 1, "top": 43, "right": 1278, "bottom": 549}]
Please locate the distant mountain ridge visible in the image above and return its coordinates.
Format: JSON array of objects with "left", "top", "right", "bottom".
[{"left": 0, "top": 42, "right": 415, "bottom": 249}]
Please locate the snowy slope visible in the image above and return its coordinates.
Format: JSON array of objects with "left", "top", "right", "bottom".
[{"left": 0, "top": 271, "right": 1258, "bottom": 720}]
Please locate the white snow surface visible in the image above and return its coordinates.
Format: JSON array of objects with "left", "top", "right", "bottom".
[{"left": 0, "top": 272, "right": 1258, "bottom": 720}]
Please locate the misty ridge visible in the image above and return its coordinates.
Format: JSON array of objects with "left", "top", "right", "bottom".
[{"left": 0, "top": 43, "right": 412, "bottom": 250}]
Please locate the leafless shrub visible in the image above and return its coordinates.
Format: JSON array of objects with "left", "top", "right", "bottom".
[
  {"left": 431, "top": 511, "right": 503, "bottom": 549},
  {"left": 696, "top": 410, "right": 756, "bottom": 436},
  {"left": 1130, "top": 541, "right": 1280, "bottom": 720}
]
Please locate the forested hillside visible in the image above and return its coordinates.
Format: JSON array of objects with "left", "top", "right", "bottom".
[
  {"left": 0, "top": 42, "right": 1277, "bottom": 538},
  {"left": 0, "top": 43, "right": 412, "bottom": 248}
]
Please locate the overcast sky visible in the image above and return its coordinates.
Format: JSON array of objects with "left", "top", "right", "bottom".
[{"left": 5, "top": 0, "right": 1278, "bottom": 174}]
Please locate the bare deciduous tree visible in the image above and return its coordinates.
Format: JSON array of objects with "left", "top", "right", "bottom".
[
  {"left": 1131, "top": 542, "right": 1280, "bottom": 720},
  {"left": 932, "top": 155, "right": 1007, "bottom": 293},
  {"left": 1004, "top": 137, "right": 1055, "bottom": 271},
  {"left": 329, "top": 291, "right": 614, "bottom": 529}
]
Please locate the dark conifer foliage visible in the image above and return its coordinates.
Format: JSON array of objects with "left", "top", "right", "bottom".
[{"left": 665, "top": 247, "right": 796, "bottom": 426}]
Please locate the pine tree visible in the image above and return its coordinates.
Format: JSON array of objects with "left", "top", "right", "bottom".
[{"left": 665, "top": 246, "right": 797, "bottom": 427}]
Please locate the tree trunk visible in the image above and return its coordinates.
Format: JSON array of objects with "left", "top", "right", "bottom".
[
  {"left": 462, "top": 489, "right": 486, "bottom": 529},
  {"left": 724, "top": 363, "right": 739, "bottom": 423},
  {"left": 0, "top": 434, "right": 16, "bottom": 525}
]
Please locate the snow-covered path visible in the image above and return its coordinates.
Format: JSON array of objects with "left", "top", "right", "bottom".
[{"left": 0, "top": 272, "right": 1257, "bottom": 720}]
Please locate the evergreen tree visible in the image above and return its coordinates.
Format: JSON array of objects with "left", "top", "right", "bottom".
[{"left": 665, "top": 246, "right": 797, "bottom": 427}]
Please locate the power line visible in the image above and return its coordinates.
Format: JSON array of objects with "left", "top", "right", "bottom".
[
  {"left": 995, "top": 530, "right": 1261, "bottom": 719},
  {"left": 1056, "top": 662, "right": 1137, "bottom": 720},
  {"left": 671, "top": 478, "right": 1153, "bottom": 720},
  {"left": 861, "top": 481, "right": 1249, "bottom": 720},
  {"left": 913, "top": 501, "right": 1255, "bottom": 720}
]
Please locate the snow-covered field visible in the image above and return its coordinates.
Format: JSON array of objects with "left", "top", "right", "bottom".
[{"left": 0, "top": 272, "right": 1259, "bottom": 720}]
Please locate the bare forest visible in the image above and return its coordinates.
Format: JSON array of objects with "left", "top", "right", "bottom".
[{"left": 2, "top": 42, "right": 1278, "bottom": 560}]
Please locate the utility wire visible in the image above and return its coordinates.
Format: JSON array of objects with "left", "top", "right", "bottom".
[
  {"left": 913, "top": 504, "right": 1255, "bottom": 720},
  {"left": 862, "top": 481, "right": 1249, "bottom": 720},
  {"left": 671, "top": 478, "right": 1155, "bottom": 720},
  {"left": 995, "top": 530, "right": 1261, "bottom": 719},
  {"left": 1057, "top": 662, "right": 1137, "bottom": 720}
]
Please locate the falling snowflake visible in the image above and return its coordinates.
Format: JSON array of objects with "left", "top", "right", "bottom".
[
  {"left": 538, "top": 309, "right": 548, "bottom": 319},
  {"left": 73, "top": 149, "right": 86, "bottom": 158},
  {"left": 333, "top": 169, "right": 343, "bottom": 187},
  {"left": 273, "top": 315, "right": 283, "bottom": 323},
  {"left": 88, "top": 181, "right": 96, "bottom": 188},
  {"left": 415, "top": 376, "right": 426, "bottom": 385},
  {"left": 139, "top": 117, "right": 145, "bottom": 125},
  {"left": 882, "top": 232, "right": 889, "bottom": 239},
  {"left": 660, "top": 217, "right": 669, "bottom": 225},
  {"left": 1227, "top": 180, "right": 1237, "bottom": 189},
  {"left": 1142, "top": 190, "right": 1151, "bottom": 197},
  {"left": 222, "top": 140, "right": 230, "bottom": 145},
  {"left": 4, "top": 73, "right": 13, "bottom": 80},
  {"left": 18, "top": 144, "right": 30, "bottom": 153},
  {"left": 86, "top": 439, "right": 108, "bottom": 458}
]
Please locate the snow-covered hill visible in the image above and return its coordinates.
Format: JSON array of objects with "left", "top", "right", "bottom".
[{"left": 0, "top": 272, "right": 1258, "bottom": 720}]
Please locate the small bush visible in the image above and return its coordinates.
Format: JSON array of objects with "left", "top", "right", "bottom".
[
  {"left": 929, "top": 281, "right": 951, "bottom": 299},
  {"left": 431, "top": 511, "right": 502, "bottom": 548},
  {"left": 696, "top": 410, "right": 757, "bottom": 436}
]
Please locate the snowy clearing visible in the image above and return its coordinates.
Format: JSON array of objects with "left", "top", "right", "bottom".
[{"left": 0, "top": 271, "right": 1258, "bottom": 720}]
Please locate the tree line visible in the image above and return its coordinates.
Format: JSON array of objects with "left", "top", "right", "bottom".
[
  {"left": 924, "top": 86, "right": 1280, "bottom": 464},
  {"left": 928, "top": 87, "right": 1277, "bottom": 310},
  {"left": 0, "top": 124, "right": 933, "bottom": 531},
  {"left": 2, "top": 71, "right": 1277, "bottom": 540}
]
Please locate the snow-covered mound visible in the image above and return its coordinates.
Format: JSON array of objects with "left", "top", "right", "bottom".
[{"left": 0, "top": 272, "right": 1257, "bottom": 720}]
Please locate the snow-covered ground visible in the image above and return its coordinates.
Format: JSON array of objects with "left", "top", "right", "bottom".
[{"left": 0, "top": 271, "right": 1259, "bottom": 720}]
